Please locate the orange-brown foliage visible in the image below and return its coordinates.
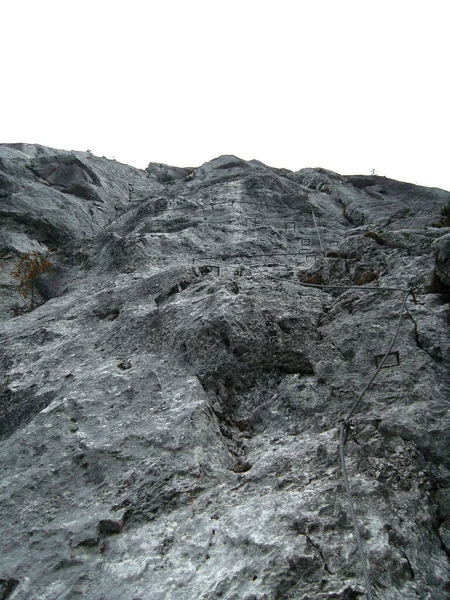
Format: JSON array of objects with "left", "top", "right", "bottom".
[{"left": 10, "top": 251, "right": 55, "bottom": 310}]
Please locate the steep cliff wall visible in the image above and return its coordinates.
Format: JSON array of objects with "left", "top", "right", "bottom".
[{"left": 1, "top": 144, "right": 449, "bottom": 599}]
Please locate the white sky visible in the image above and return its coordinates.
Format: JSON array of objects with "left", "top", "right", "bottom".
[{"left": 2, "top": 0, "right": 449, "bottom": 190}]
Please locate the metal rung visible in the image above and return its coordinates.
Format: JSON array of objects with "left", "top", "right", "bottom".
[
  {"left": 204, "top": 265, "right": 220, "bottom": 276},
  {"left": 374, "top": 351, "right": 400, "bottom": 369}
]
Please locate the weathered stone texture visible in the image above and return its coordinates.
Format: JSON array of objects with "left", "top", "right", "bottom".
[{"left": 0, "top": 146, "right": 449, "bottom": 599}]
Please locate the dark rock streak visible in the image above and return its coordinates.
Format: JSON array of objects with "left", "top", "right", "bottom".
[{"left": 0, "top": 145, "right": 449, "bottom": 599}]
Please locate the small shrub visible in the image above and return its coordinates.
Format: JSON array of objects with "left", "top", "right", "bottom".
[
  {"left": 430, "top": 202, "right": 450, "bottom": 227},
  {"left": 440, "top": 202, "right": 450, "bottom": 226},
  {"left": 300, "top": 273, "right": 324, "bottom": 285},
  {"left": 10, "top": 303, "right": 29, "bottom": 317},
  {"left": 231, "top": 461, "right": 252, "bottom": 473},
  {"left": 354, "top": 271, "right": 379, "bottom": 285},
  {"left": 10, "top": 251, "right": 55, "bottom": 311},
  {"left": 428, "top": 271, "right": 450, "bottom": 300},
  {"left": 364, "top": 231, "right": 384, "bottom": 244}
]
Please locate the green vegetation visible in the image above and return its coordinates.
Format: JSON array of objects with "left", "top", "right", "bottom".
[
  {"left": 319, "top": 183, "right": 331, "bottom": 194},
  {"left": 430, "top": 201, "right": 450, "bottom": 227},
  {"left": 441, "top": 201, "right": 450, "bottom": 226}
]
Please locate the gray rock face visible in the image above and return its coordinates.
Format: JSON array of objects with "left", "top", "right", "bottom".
[
  {"left": 0, "top": 146, "right": 450, "bottom": 599},
  {"left": 435, "top": 233, "right": 450, "bottom": 286}
]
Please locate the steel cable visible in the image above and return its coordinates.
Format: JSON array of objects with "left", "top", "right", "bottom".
[
  {"left": 338, "top": 289, "right": 411, "bottom": 599},
  {"left": 344, "top": 289, "right": 411, "bottom": 422},
  {"left": 340, "top": 422, "right": 376, "bottom": 600},
  {"left": 259, "top": 273, "right": 413, "bottom": 599},
  {"left": 187, "top": 265, "right": 413, "bottom": 596}
]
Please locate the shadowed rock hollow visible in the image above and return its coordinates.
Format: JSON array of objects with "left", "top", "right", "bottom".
[{"left": 0, "top": 144, "right": 450, "bottom": 599}]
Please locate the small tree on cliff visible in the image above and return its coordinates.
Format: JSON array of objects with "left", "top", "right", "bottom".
[
  {"left": 441, "top": 201, "right": 450, "bottom": 226},
  {"left": 10, "top": 251, "right": 55, "bottom": 311}
]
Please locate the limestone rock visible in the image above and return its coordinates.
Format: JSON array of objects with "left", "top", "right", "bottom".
[
  {"left": 0, "top": 144, "right": 450, "bottom": 599},
  {"left": 434, "top": 233, "right": 450, "bottom": 286}
]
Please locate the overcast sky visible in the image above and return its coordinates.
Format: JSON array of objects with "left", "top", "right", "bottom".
[{"left": 2, "top": 0, "right": 449, "bottom": 190}]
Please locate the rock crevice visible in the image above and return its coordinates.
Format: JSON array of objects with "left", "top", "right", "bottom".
[{"left": 0, "top": 145, "right": 449, "bottom": 599}]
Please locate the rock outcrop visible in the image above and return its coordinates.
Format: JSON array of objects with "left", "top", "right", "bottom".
[{"left": 0, "top": 144, "right": 449, "bottom": 599}]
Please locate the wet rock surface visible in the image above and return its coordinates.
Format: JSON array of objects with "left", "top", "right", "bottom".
[{"left": 0, "top": 145, "right": 450, "bottom": 599}]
